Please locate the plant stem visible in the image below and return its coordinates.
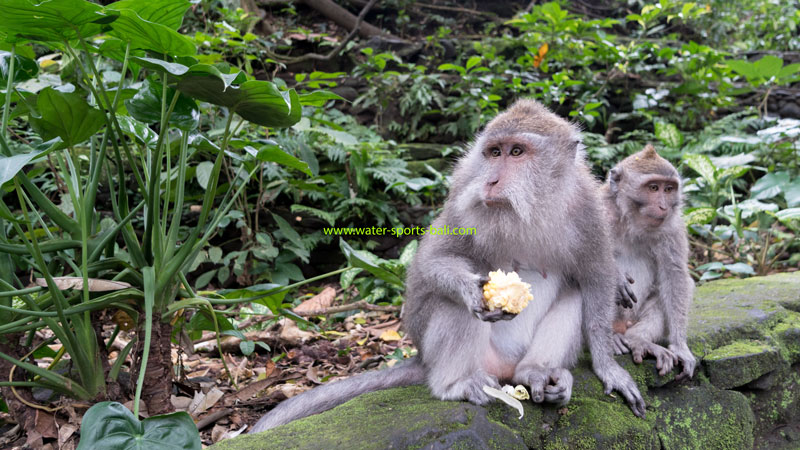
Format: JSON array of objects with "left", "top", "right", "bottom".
[{"left": 1, "top": 44, "right": 14, "bottom": 141}]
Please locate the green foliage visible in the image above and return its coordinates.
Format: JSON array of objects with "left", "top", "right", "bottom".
[{"left": 77, "top": 401, "right": 201, "bottom": 450}]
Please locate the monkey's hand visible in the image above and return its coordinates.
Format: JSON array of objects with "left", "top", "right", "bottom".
[
  {"left": 472, "top": 275, "right": 517, "bottom": 322},
  {"left": 668, "top": 343, "right": 696, "bottom": 380},
  {"left": 515, "top": 367, "right": 573, "bottom": 405},
  {"left": 626, "top": 337, "right": 676, "bottom": 376},
  {"left": 612, "top": 333, "right": 630, "bottom": 355},
  {"left": 599, "top": 363, "right": 646, "bottom": 418},
  {"left": 615, "top": 271, "right": 637, "bottom": 309}
]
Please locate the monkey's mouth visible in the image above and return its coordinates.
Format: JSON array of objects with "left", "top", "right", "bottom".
[
  {"left": 642, "top": 215, "right": 666, "bottom": 227},
  {"left": 483, "top": 197, "right": 511, "bottom": 208}
]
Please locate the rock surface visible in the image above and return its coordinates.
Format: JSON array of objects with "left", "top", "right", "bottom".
[{"left": 213, "top": 272, "right": 800, "bottom": 450}]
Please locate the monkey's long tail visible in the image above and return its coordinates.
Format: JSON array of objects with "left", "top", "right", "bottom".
[{"left": 249, "top": 357, "right": 425, "bottom": 434}]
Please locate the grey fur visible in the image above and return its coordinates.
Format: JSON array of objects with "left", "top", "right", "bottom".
[
  {"left": 404, "top": 99, "right": 645, "bottom": 416},
  {"left": 250, "top": 100, "right": 647, "bottom": 434},
  {"left": 605, "top": 146, "right": 697, "bottom": 380}
]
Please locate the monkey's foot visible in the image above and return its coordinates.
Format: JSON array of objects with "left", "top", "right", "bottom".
[
  {"left": 627, "top": 338, "right": 676, "bottom": 376},
  {"left": 514, "top": 367, "right": 573, "bottom": 405},
  {"left": 599, "top": 362, "right": 647, "bottom": 418},
  {"left": 612, "top": 333, "right": 630, "bottom": 355},
  {"left": 668, "top": 343, "right": 697, "bottom": 380},
  {"left": 433, "top": 371, "right": 500, "bottom": 405}
]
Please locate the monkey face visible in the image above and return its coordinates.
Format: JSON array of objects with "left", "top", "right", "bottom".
[
  {"left": 481, "top": 139, "right": 534, "bottom": 207},
  {"left": 475, "top": 131, "right": 564, "bottom": 211},
  {"left": 628, "top": 175, "right": 680, "bottom": 227}
]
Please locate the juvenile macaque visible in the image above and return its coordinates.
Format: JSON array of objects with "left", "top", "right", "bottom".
[
  {"left": 605, "top": 144, "right": 696, "bottom": 379},
  {"left": 251, "top": 100, "right": 645, "bottom": 434}
]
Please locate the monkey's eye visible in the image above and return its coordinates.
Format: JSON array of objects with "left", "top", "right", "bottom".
[
  {"left": 664, "top": 185, "right": 674, "bottom": 193},
  {"left": 490, "top": 147, "right": 501, "bottom": 157},
  {"left": 648, "top": 184, "right": 659, "bottom": 192},
  {"left": 510, "top": 146, "right": 524, "bottom": 156}
]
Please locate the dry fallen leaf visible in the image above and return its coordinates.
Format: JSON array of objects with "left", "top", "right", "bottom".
[
  {"left": 293, "top": 286, "right": 336, "bottom": 314},
  {"left": 278, "top": 318, "right": 314, "bottom": 345},
  {"left": 188, "top": 387, "right": 225, "bottom": 417},
  {"left": 379, "top": 330, "right": 401, "bottom": 342}
]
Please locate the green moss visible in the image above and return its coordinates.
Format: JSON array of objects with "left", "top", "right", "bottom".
[
  {"left": 653, "top": 384, "right": 754, "bottom": 450},
  {"left": 703, "top": 340, "right": 784, "bottom": 389},
  {"left": 689, "top": 272, "right": 800, "bottom": 356},
  {"left": 705, "top": 340, "right": 772, "bottom": 360},
  {"left": 543, "top": 396, "right": 657, "bottom": 449},
  {"left": 771, "top": 311, "right": 800, "bottom": 363}
]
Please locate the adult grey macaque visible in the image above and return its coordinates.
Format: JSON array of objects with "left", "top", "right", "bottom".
[
  {"left": 251, "top": 99, "right": 645, "bottom": 434},
  {"left": 605, "top": 144, "right": 697, "bottom": 380}
]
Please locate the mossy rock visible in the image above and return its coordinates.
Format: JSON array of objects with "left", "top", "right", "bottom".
[
  {"left": 215, "top": 273, "right": 800, "bottom": 449},
  {"left": 651, "top": 383, "right": 754, "bottom": 450},
  {"left": 210, "top": 386, "right": 526, "bottom": 450},
  {"left": 689, "top": 272, "right": 800, "bottom": 357},
  {"left": 704, "top": 341, "right": 785, "bottom": 389}
]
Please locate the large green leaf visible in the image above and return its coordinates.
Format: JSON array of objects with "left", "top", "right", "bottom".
[
  {"left": 339, "top": 239, "right": 404, "bottom": 288},
  {"left": 76, "top": 401, "right": 200, "bottom": 450},
  {"left": 683, "top": 207, "right": 716, "bottom": 226},
  {"left": 125, "top": 79, "right": 199, "bottom": 131},
  {"left": 0, "top": 150, "right": 43, "bottom": 185},
  {"left": 753, "top": 55, "right": 783, "bottom": 79},
  {"left": 682, "top": 153, "right": 717, "bottom": 186},
  {"left": 116, "top": 115, "right": 158, "bottom": 146},
  {"left": 0, "top": 0, "right": 114, "bottom": 42},
  {"left": 0, "top": 51, "right": 38, "bottom": 85},
  {"left": 776, "top": 208, "right": 800, "bottom": 222},
  {"left": 177, "top": 76, "right": 301, "bottom": 128},
  {"left": 108, "top": 9, "right": 195, "bottom": 56},
  {"left": 725, "top": 59, "right": 759, "bottom": 81},
  {"left": 106, "top": 0, "right": 190, "bottom": 30},
  {"left": 28, "top": 87, "right": 105, "bottom": 148},
  {"left": 130, "top": 56, "right": 190, "bottom": 77},
  {"left": 256, "top": 145, "right": 312, "bottom": 176},
  {"left": 654, "top": 121, "right": 683, "bottom": 148},
  {"left": 750, "top": 171, "right": 791, "bottom": 200},
  {"left": 784, "top": 179, "right": 800, "bottom": 207}
]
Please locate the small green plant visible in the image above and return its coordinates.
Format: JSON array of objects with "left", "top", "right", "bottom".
[{"left": 724, "top": 55, "right": 800, "bottom": 116}]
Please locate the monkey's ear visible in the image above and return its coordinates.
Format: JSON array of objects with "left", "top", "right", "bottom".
[{"left": 608, "top": 167, "right": 622, "bottom": 193}]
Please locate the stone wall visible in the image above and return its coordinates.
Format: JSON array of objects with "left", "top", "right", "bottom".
[{"left": 212, "top": 272, "right": 800, "bottom": 449}]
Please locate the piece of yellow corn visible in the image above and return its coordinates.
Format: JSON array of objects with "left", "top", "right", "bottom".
[{"left": 482, "top": 270, "right": 533, "bottom": 314}]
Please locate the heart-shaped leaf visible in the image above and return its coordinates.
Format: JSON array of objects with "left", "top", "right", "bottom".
[
  {"left": 125, "top": 79, "right": 199, "bottom": 131},
  {"left": 108, "top": 9, "right": 196, "bottom": 56},
  {"left": 106, "top": 0, "right": 191, "bottom": 30},
  {"left": 76, "top": 401, "right": 201, "bottom": 450},
  {"left": 0, "top": 0, "right": 114, "bottom": 42},
  {"left": 177, "top": 76, "right": 301, "bottom": 128},
  {"left": 28, "top": 87, "right": 105, "bottom": 148},
  {"left": 0, "top": 51, "right": 38, "bottom": 85}
]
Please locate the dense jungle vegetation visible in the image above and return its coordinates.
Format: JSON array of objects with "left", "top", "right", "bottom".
[{"left": 0, "top": 0, "right": 799, "bottom": 447}]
